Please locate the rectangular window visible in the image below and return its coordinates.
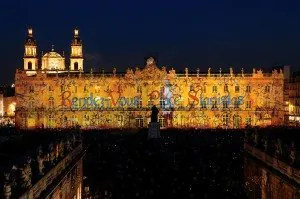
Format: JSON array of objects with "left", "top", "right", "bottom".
[
  {"left": 265, "top": 85, "right": 270, "bottom": 93},
  {"left": 212, "top": 99, "right": 217, "bottom": 109},
  {"left": 246, "top": 85, "right": 251, "bottom": 93},
  {"left": 234, "top": 100, "right": 239, "bottom": 108},
  {"left": 212, "top": 86, "right": 217, "bottom": 93},
  {"left": 61, "top": 85, "right": 65, "bottom": 92},
  {"left": 245, "top": 117, "right": 252, "bottom": 126},
  {"left": 137, "top": 86, "right": 142, "bottom": 93},
  {"left": 246, "top": 101, "right": 251, "bottom": 109},
  {"left": 84, "top": 85, "right": 88, "bottom": 93},
  {"left": 223, "top": 100, "right": 228, "bottom": 108},
  {"left": 29, "top": 86, "right": 34, "bottom": 93},
  {"left": 203, "top": 86, "right": 206, "bottom": 93},
  {"left": 200, "top": 99, "right": 207, "bottom": 108},
  {"left": 160, "top": 98, "right": 165, "bottom": 109},
  {"left": 235, "top": 86, "right": 240, "bottom": 93},
  {"left": 137, "top": 99, "right": 142, "bottom": 108},
  {"left": 224, "top": 84, "right": 228, "bottom": 92}
]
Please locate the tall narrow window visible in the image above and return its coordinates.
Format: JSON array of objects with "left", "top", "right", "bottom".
[
  {"left": 223, "top": 114, "right": 230, "bottom": 126},
  {"left": 265, "top": 85, "right": 270, "bottom": 93},
  {"left": 29, "top": 86, "right": 34, "bottom": 93},
  {"left": 246, "top": 85, "right": 251, "bottom": 93},
  {"left": 212, "top": 98, "right": 218, "bottom": 109},
  {"left": 28, "top": 62, "right": 32, "bottom": 70},
  {"left": 224, "top": 84, "right": 228, "bottom": 92},
  {"left": 235, "top": 85, "right": 240, "bottom": 93},
  {"left": 49, "top": 97, "right": 54, "bottom": 108},
  {"left": 137, "top": 85, "right": 142, "bottom": 93},
  {"left": 245, "top": 116, "right": 252, "bottom": 126},
  {"left": 212, "top": 85, "right": 217, "bottom": 93},
  {"left": 200, "top": 98, "right": 207, "bottom": 108},
  {"left": 246, "top": 101, "right": 251, "bottom": 109},
  {"left": 74, "top": 62, "right": 79, "bottom": 70}
]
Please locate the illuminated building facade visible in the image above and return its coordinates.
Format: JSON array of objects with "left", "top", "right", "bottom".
[
  {"left": 0, "top": 85, "right": 16, "bottom": 125},
  {"left": 15, "top": 28, "right": 285, "bottom": 129},
  {"left": 287, "top": 72, "right": 300, "bottom": 125}
]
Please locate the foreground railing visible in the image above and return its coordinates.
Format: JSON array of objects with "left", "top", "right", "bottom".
[
  {"left": 20, "top": 142, "right": 83, "bottom": 199},
  {"left": 245, "top": 143, "right": 300, "bottom": 184}
]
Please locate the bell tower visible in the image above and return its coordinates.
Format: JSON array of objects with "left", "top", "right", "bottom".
[
  {"left": 70, "top": 28, "right": 83, "bottom": 71},
  {"left": 24, "top": 28, "right": 38, "bottom": 70}
]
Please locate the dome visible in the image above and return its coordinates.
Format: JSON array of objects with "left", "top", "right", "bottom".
[{"left": 43, "top": 51, "right": 63, "bottom": 58}]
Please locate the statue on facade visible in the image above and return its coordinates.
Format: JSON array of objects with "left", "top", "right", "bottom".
[
  {"left": 151, "top": 105, "right": 159, "bottom": 123},
  {"left": 208, "top": 68, "right": 211, "bottom": 77},
  {"left": 230, "top": 67, "right": 233, "bottom": 77}
]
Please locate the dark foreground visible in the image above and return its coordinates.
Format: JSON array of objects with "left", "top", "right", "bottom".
[{"left": 83, "top": 129, "right": 246, "bottom": 199}]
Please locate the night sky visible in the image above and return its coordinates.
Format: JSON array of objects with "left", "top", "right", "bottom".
[{"left": 1, "top": 0, "right": 300, "bottom": 84}]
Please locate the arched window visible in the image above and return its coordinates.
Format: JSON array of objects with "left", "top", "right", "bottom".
[
  {"left": 28, "top": 62, "right": 32, "bottom": 70},
  {"left": 74, "top": 62, "right": 79, "bottom": 70}
]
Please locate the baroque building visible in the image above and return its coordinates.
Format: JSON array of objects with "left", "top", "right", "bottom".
[{"left": 15, "top": 28, "right": 285, "bottom": 129}]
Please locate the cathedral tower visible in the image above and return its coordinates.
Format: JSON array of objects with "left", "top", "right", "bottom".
[
  {"left": 24, "top": 28, "right": 38, "bottom": 70},
  {"left": 70, "top": 28, "right": 83, "bottom": 71}
]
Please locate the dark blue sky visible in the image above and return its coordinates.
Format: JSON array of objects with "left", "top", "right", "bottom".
[{"left": 1, "top": 0, "right": 300, "bottom": 84}]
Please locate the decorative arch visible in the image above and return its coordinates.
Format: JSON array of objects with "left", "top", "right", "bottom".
[
  {"left": 28, "top": 61, "right": 32, "bottom": 70},
  {"left": 74, "top": 62, "right": 79, "bottom": 70}
]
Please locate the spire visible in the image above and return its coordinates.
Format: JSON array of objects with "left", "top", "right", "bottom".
[
  {"left": 25, "top": 27, "right": 36, "bottom": 46},
  {"left": 72, "top": 28, "right": 82, "bottom": 45},
  {"left": 28, "top": 28, "right": 33, "bottom": 36},
  {"left": 51, "top": 45, "right": 54, "bottom": 52}
]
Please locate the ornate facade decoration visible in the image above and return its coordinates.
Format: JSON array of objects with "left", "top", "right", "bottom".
[{"left": 14, "top": 29, "right": 286, "bottom": 129}]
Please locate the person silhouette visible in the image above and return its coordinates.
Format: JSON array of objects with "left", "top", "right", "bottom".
[{"left": 151, "top": 105, "right": 159, "bottom": 122}]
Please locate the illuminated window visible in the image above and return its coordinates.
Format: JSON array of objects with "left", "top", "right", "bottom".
[
  {"left": 246, "top": 85, "right": 251, "bottom": 93},
  {"left": 212, "top": 85, "right": 217, "bottom": 93},
  {"left": 233, "top": 115, "right": 241, "bottom": 128},
  {"left": 245, "top": 116, "right": 252, "bottom": 126},
  {"left": 48, "top": 97, "right": 54, "bottom": 108},
  {"left": 222, "top": 99, "right": 228, "bottom": 108},
  {"left": 29, "top": 86, "right": 34, "bottom": 93},
  {"left": 137, "top": 98, "right": 142, "bottom": 108},
  {"left": 265, "top": 85, "right": 270, "bottom": 93},
  {"left": 233, "top": 98, "right": 240, "bottom": 108},
  {"left": 71, "top": 115, "right": 77, "bottom": 126},
  {"left": 48, "top": 114, "right": 55, "bottom": 127},
  {"left": 28, "top": 61, "right": 32, "bottom": 70},
  {"left": 160, "top": 98, "right": 165, "bottom": 109},
  {"left": 203, "top": 85, "right": 206, "bottom": 93},
  {"left": 235, "top": 85, "right": 240, "bottom": 93},
  {"left": 212, "top": 98, "right": 217, "bottom": 109},
  {"left": 224, "top": 84, "right": 228, "bottom": 92},
  {"left": 159, "top": 117, "right": 165, "bottom": 128},
  {"left": 222, "top": 114, "right": 230, "bottom": 126},
  {"left": 49, "top": 85, "right": 53, "bottom": 92},
  {"left": 135, "top": 116, "right": 144, "bottom": 128},
  {"left": 61, "top": 85, "right": 65, "bottom": 92},
  {"left": 84, "top": 85, "right": 88, "bottom": 93},
  {"left": 74, "top": 62, "right": 79, "bottom": 70},
  {"left": 137, "top": 85, "right": 142, "bottom": 93},
  {"left": 200, "top": 98, "right": 207, "bottom": 108},
  {"left": 246, "top": 101, "right": 251, "bottom": 109}
]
